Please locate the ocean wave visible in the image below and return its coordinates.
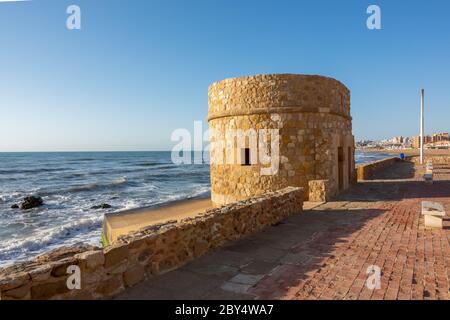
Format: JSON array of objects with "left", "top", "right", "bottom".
[
  {"left": 66, "top": 158, "right": 97, "bottom": 162},
  {"left": 0, "top": 152, "right": 214, "bottom": 267},
  {"left": 85, "top": 167, "right": 162, "bottom": 175},
  {"left": 0, "top": 215, "right": 103, "bottom": 264},
  {"left": 68, "top": 177, "right": 129, "bottom": 193},
  {"left": 61, "top": 172, "right": 88, "bottom": 179},
  {"left": 0, "top": 167, "right": 68, "bottom": 175},
  {"left": 0, "top": 185, "right": 210, "bottom": 266},
  {"left": 37, "top": 177, "right": 130, "bottom": 196},
  {"left": 123, "top": 199, "right": 140, "bottom": 210},
  {"left": 157, "top": 185, "right": 211, "bottom": 204},
  {"left": 184, "top": 185, "right": 211, "bottom": 200},
  {"left": 140, "top": 164, "right": 176, "bottom": 170},
  {"left": 147, "top": 170, "right": 209, "bottom": 180},
  {"left": 355, "top": 151, "right": 393, "bottom": 164},
  {"left": 136, "top": 162, "right": 161, "bottom": 167},
  {"left": 109, "top": 184, "right": 211, "bottom": 212},
  {"left": 0, "top": 192, "right": 23, "bottom": 203}
]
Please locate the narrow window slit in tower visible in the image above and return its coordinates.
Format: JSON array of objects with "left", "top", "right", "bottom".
[
  {"left": 241, "top": 148, "right": 251, "bottom": 166},
  {"left": 338, "top": 147, "right": 344, "bottom": 191}
]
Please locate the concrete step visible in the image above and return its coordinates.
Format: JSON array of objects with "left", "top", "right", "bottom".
[{"left": 421, "top": 201, "right": 446, "bottom": 228}]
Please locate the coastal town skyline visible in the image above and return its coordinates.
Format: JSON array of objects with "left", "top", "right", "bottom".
[{"left": 357, "top": 131, "right": 450, "bottom": 149}]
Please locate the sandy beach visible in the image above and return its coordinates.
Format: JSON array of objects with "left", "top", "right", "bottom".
[{"left": 103, "top": 198, "right": 213, "bottom": 244}]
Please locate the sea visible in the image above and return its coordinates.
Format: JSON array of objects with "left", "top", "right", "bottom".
[{"left": 0, "top": 150, "right": 392, "bottom": 267}]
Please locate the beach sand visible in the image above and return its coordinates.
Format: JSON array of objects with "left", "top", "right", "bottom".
[{"left": 103, "top": 198, "right": 213, "bottom": 244}]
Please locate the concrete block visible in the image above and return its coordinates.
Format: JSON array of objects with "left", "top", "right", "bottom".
[
  {"left": 421, "top": 201, "right": 446, "bottom": 229},
  {"left": 424, "top": 215, "right": 443, "bottom": 228}
]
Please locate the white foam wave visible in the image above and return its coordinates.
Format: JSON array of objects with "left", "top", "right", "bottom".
[
  {"left": 0, "top": 215, "right": 103, "bottom": 265},
  {"left": 155, "top": 185, "right": 211, "bottom": 205},
  {"left": 0, "top": 191, "right": 22, "bottom": 202}
]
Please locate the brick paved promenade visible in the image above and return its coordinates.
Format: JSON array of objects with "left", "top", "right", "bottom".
[{"left": 117, "top": 160, "right": 450, "bottom": 300}]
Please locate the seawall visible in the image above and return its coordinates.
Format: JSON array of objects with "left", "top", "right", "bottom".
[{"left": 356, "top": 157, "right": 400, "bottom": 180}]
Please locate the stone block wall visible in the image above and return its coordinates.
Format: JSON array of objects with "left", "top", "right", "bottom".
[
  {"left": 356, "top": 157, "right": 400, "bottom": 180},
  {"left": 429, "top": 156, "right": 450, "bottom": 164},
  {"left": 409, "top": 155, "right": 450, "bottom": 165},
  {"left": 0, "top": 187, "right": 303, "bottom": 300},
  {"left": 308, "top": 180, "right": 333, "bottom": 202},
  {"left": 208, "top": 74, "right": 355, "bottom": 206}
]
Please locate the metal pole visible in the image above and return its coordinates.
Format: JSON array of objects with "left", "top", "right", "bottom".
[{"left": 420, "top": 89, "right": 424, "bottom": 165}]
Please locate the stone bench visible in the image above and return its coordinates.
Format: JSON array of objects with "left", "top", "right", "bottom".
[{"left": 421, "top": 201, "right": 446, "bottom": 228}]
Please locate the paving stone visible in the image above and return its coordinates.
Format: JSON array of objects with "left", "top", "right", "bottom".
[
  {"left": 280, "top": 253, "right": 313, "bottom": 266},
  {"left": 229, "top": 273, "right": 264, "bottom": 286},
  {"left": 240, "top": 260, "right": 279, "bottom": 275},
  {"left": 201, "top": 288, "right": 256, "bottom": 300},
  {"left": 220, "top": 282, "right": 253, "bottom": 294},
  {"left": 186, "top": 263, "right": 239, "bottom": 279}
]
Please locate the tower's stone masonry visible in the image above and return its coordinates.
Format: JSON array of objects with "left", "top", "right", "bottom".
[{"left": 208, "top": 74, "right": 355, "bottom": 206}]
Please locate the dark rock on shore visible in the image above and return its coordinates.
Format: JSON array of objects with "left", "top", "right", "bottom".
[
  {"left": 11, "top": 204, "right": 19, "bottom": 209},
  {"left": 20, "top": 196, "right": 44, "bottom": 210},
  {"left": 91, "top": 203, "right": 112, "bottom": 210}
]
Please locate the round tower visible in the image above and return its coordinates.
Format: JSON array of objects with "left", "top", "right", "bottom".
[{"left": 208, "top": 74, "right": 354, "bottom": 206}]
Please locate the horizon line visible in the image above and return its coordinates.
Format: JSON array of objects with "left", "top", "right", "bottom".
[{"left": 0, "top": 150, "right": 207, "bottom": 153}]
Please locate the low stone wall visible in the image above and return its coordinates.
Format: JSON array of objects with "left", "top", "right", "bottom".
[
  {"left": 0, "top": 187, "right": 303, "bottom": 300},
  {"left": 430, "top": 156, "right": 450, "bottom": 164},
  {"left": 409, "top": 155, "right": 450, "bottom": 165},
  {"left": 356, "top": 157, "right": 400, "bottom": 180}
]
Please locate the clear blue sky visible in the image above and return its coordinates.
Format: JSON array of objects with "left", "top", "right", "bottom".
[{"left": 1, "top": 0, "right": 449, "bottom": 151}]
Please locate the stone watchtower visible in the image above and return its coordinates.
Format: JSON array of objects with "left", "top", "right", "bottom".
[{"left": 208, "top": 74, "right": 355, "bottom": 206}]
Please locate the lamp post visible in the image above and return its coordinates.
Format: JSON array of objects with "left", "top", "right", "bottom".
[{"left": 420, "top": 89, "right": 425, "bottom": 165}]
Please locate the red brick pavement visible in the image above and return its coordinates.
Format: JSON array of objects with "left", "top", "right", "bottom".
[{"left": 249, "top": 163, "right": 450, "bottom": 300}]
